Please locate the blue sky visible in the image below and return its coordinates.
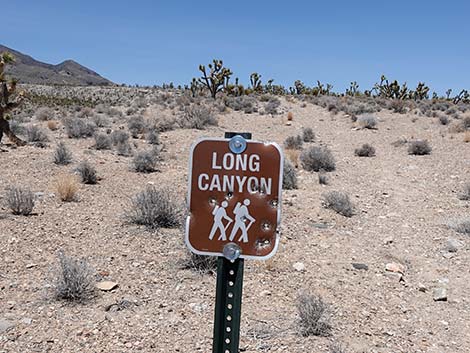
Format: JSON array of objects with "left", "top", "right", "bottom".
[{"left": 3, "top": 0, "right": 469, "bottom": 94}]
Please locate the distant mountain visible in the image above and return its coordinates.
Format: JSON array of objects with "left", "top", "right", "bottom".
[{"left": 0, "top": 44, "right": 113, "bottom": 86}]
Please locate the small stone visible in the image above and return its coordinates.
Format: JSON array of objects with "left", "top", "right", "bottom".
[
  {"left": 446, "top": 238, "right": 463, "bottom": 253},
  {"left": 21, "top": 318, "right": 32, "bottom": 325},
  {"left": 96, "top": 281, "right": 119, "bottom": 291},
  {"left": 293, "top": 262, "right": 305, "bottom": 272},
  {"left": 311, "top": 223, "right": 329, "bottom": 229},
  {"left": 0, "top": 319, "right": 15, "bottom": 333},
  {"left": 260, "top": 290, "right": 272, "bottom": 296},
  {"left": 385, "top": 272, "right": 403, "bottom": 282},
  {"left": 433, "top": 288, "right": 447, "bottom": 301},
  {"left": 385, "top": 262, "right": 405, "bottom": 275},
  {"left": 418, "top": 283, "right": 427, "bottom": 292},
  {"left": 352, "top": 263, "right": 369, "bottom": 271}
]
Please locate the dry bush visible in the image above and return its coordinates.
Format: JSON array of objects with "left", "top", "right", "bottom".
[
  {"left": 285, "top": 149, "right": 300, "bottom": 167},
  {"left": 464, "top": 131, "right": 470, "bottom": 143},
  {"left": 64, "top": 117, "right": 97, "bottom": 138},
  {"left": 329, "top": 342, "right": 347, "bottom": 353},
  {"left": 354, "top": 143, "right": 376, "bottom": 157},
  {"left": 181, "top": 252, "right": 217, "bottom": 274},
  {"left": 128, "top": 115, "right": 147, "bottom": 138},
  {"left": 53, "top": 142, "right": 73, "bottom": 165},
  {"left": 25, "top": 125, "right": 49, "bottom": 144},
  {"left": 5, "top": 186, "right": 35, "bottom": 215},
  {"left": 116, "top": 141, "right": 133, "bottom": 156},
  {"left": 180, "top": 105, "right": 217, "bottom": 129},
  {"left": 318, "top": 172, "right": 328, "bottom": 185},
  {"left": 51, "top": 251, "right": 96, "bottom": 302},
  {"left": 449, "top": 219, "right": 470, "bottom": 234},
  {"left": 111, "top": 130, "right": 130, "bottom": 145},
  {"left": 47, "top": 120, "right": 59, "bottom": 130},
  {"left": 56, "top": 174, "right": 79, "bottom": 202},
  {"left": 93, "top": 133, "right": 112, "bottom": 150},
  {"left": 323, "top": 191, "right": 354, "bottom": 217},
  {"left": 132, "top": 149, "right": 159, "bottom": 173},
  {"left": 36, "top": 107, "right": 54, "bottom": 121},
  {"left": 408, "top": 140, "right": 431, "bottom": 155},
  {"left": 302, "top": 127, "right": 315, "bottom": 142},
  {"left": 146, "top": 128, "right": 160, "bottom": 145},
  {"left": 296, "top": 294, "right": 332, "bottom": 337},
  {"left": 283, "top": 159, "right": 298, "bottom": 190},
  {"left": 458, "top": 183, "right": 470, "bottom": 201},
  {"left": 439, "top": 115, "right": 449, "bottom": 125},
  {"left": 357, "top": 115, "right": 378, "bottom": 129},
  {"left": 264, "top": 97, "right": 281, "bottom": 115},
  {"left": 76, "top": 161, "right": 97, "bottom": 184},
  {"left": 300, "top": 146, "right": 336, "bottom": 172},
  {"left": 127, "top": 186, "right": 182, "bottom": 229},
  {"left": 284, "top": 135, "right": 303, "bottom": 150},
  {"left": 225, "top": 96, "right": 258, "bottom": 114}
]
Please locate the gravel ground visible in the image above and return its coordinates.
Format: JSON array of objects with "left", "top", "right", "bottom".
[{"left": 1, "top": 95, "right": 470, "bottom": 353}]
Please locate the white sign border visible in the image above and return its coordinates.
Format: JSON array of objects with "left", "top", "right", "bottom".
[{"left": 185, "top": 136, "right": 284, "bottom": 260}]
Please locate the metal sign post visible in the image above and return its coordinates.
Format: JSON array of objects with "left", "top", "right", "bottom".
[{"left": 185, "top": 131, "right": 283, "bottom": 353}]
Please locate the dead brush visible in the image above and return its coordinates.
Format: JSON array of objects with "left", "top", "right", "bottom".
[
  {"left": 296, "top": 293, "right": 332, "bottom": 337},
  {"left": 47, "top": 120, "right": 59, "bottom": 131},
  {"left": 56, "top": 174, "right": 79, "bottom": 202},
  {"left": 323, "top": 191, "right": 354, "bottom": 217},
  {"left": 5, "top": 186, "right": 35, "bottom": 215},
  {"left": 181, "top": 252, "right": 217, "bottom": 275}
]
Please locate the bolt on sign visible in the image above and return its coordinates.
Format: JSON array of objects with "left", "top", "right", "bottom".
[{"left": 185, "top": 136, "right": 283, "bottom": 259}]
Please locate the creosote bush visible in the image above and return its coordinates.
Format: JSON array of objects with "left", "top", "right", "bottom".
[
  {"left": 53, "top": 142, "right": 73, "bottom": 165},
  {"left": 323, "top": 191, "right": 354, "bottom": 217},
  {"left": 132, "top": 149, "right": 159, "bottom": 173},
  {"left": 300, "top": 146, "right": 336, "bottom": 172},
  {"left": 127, "top": 186, "right": 182, "bottom": 229},
  {"left": 52, "top": 251, "right": 96, "bottom": 302},
  {"left": 93, "top": 133, "right": 112, "bottom": 150},
  {"left": 408, "top": 139, "right": 431, "bottom": 155},
  {"left": 5, "top": 186, "right": 35, "bottom": 215},
  {"left": 302, "top": 127, "right": 315, "bottom": 142},
  {"left": 283, "top": 159, "right": 298, "bottom": 190},
  {"left": 76, "top": 161, "right": 98, "bottom": 184},
  {"left": 56, "top": 175, "right": 79, "bottom": 202},
  {"left": 296, "top": 294, "right": 331, "bottom": 337},
  {"left": 354, "top": 143, "right": 376, "bottom": 157},
  {"left": 284, "top": 135, "right": 303, "bottom": 150}
]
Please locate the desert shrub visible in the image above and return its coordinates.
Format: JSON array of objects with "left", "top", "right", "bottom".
[
  {"left": 408, "top": 140, "right": 431, "bottom": 155},
  {"left": 64, "top": 117, "right": 96, "bottom": 138},
  {"left": 323, "top": 191, "right": 354, "bottom": 217},
  {"left": 111, "top": 130, "right": 130, "bottom": 145},
  {"left": 116, "top": 141, "right": 132, "bottom": 156},
  {"left": 463, "top": 116, "right": 470, "bottom": 130},
  {"left": 354, "top": 143, "right": 376, "bottom": 157},
  {"left": 458, "top": 183, "right": 470, "bottom": 201},
  {"left": 284, "top": 135, "right": 303, "bottom": 150},
  {"left": 9, "top": 119, "right": 24, "bottom": 136},
  {"left": 52, "top": 251, "right": 95, "bottom": 302},
  {"left": 75, "top": 161, "right": 97, "bottom": 184},
  {"left": 93, "top": 133, "right": 112, "bottom": 150},
  {"left": 283, "top": 159, "right": 298, "bottom": 190},
  {"left": 302, "top": 127, "right": 315, "bottom": 142},
  {"left": 296, "top": 294, "right": 331, "bottom": 337},
  {"left": 25, "top": 125, "right": 49, "bottom": 143},
  {"left": 389, "top": 99, "right": 406, "bottom": 113},
  {"left": 53, "top": 142, "right": 73, "bottom": 165},
  {"left": 329, "top": 342, "right": 347, "bottom": 353},
  {"left": 132, "top": 149, "right": 159, "bottom": 173},
  {"left": 318, "top": 172, "right": 328, "bottom": 185},
  {"left": 36, "top": 107, "right": 53, "bottom": 121},
  {"left": 357, "top": 115, "right": 377, "bottom": 129},
  {"left": 182, "top": 253, "right": 217, "bottom": 274},
  {"left": 127, "top": 186, "right": 182, "bottom": 228},
  {"left": 300, "top": 146, "right": 336, "bottom": 172},
  {"left": 180, "top": 105, "right": 217, "bottom": 129},
  {"left": 92, "top": 114, "right": 109, "bottom": 128},
  {"left": 146, "top": 128, "right": 160, "bottom": 145},
  {"left": 5, "top": 186, "right": 34, "bottom": 215},
  {"left": 56, "top": 175, "right": 79, "bottom": 202},
  {"left": 439, "top": 115, "right": 449, "bottom": 125},
  {"left": 47, "top": 120, "right": 59, "bottom": 131},
  {"left": 264, "top": 97, "right": 281, "bottom": 115},
  {"left": 224, "top": 96, "right": 258, "bottom": 114},
  {"left": 128, "top": 115, "right": 146, "bottom": 138},
  {"left": 450, "top": 219, "right": 470, "bottom": 234}
]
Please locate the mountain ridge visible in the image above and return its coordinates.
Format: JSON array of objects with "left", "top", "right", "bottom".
[{"left": 0, "top": 44, "right": 113, "bottom": 86}]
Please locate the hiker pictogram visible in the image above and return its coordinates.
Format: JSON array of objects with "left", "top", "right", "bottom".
[
  {"left": 209, "top": 201, "right": 233, "bottom": 241},
  {"left": 229, "top": 199, "right": 256, "bottom": 243}
]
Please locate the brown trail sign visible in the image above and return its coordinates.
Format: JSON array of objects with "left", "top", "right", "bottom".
[{"left": 185, "top": 136, "right": 283, "bottom": 259}]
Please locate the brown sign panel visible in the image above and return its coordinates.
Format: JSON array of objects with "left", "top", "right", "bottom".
[{"left": 185, "top": 137, "right": 283, "bottom": 260}]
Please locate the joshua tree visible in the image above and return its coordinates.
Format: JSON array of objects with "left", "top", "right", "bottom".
[
  {"left": 197, "top": 59, "right": 232, "bottom": 99},
  {"left": 0, "top": 52, "right": 26, "bottom": 146}
]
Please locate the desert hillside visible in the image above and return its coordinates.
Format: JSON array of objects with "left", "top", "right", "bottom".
[{"left": 1, "top": 82, "right": 470, "bottom": 353}]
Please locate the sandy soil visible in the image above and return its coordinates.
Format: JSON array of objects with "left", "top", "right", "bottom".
[{"left": 1, "top": 96, "right": 470, "bottom": 353}]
